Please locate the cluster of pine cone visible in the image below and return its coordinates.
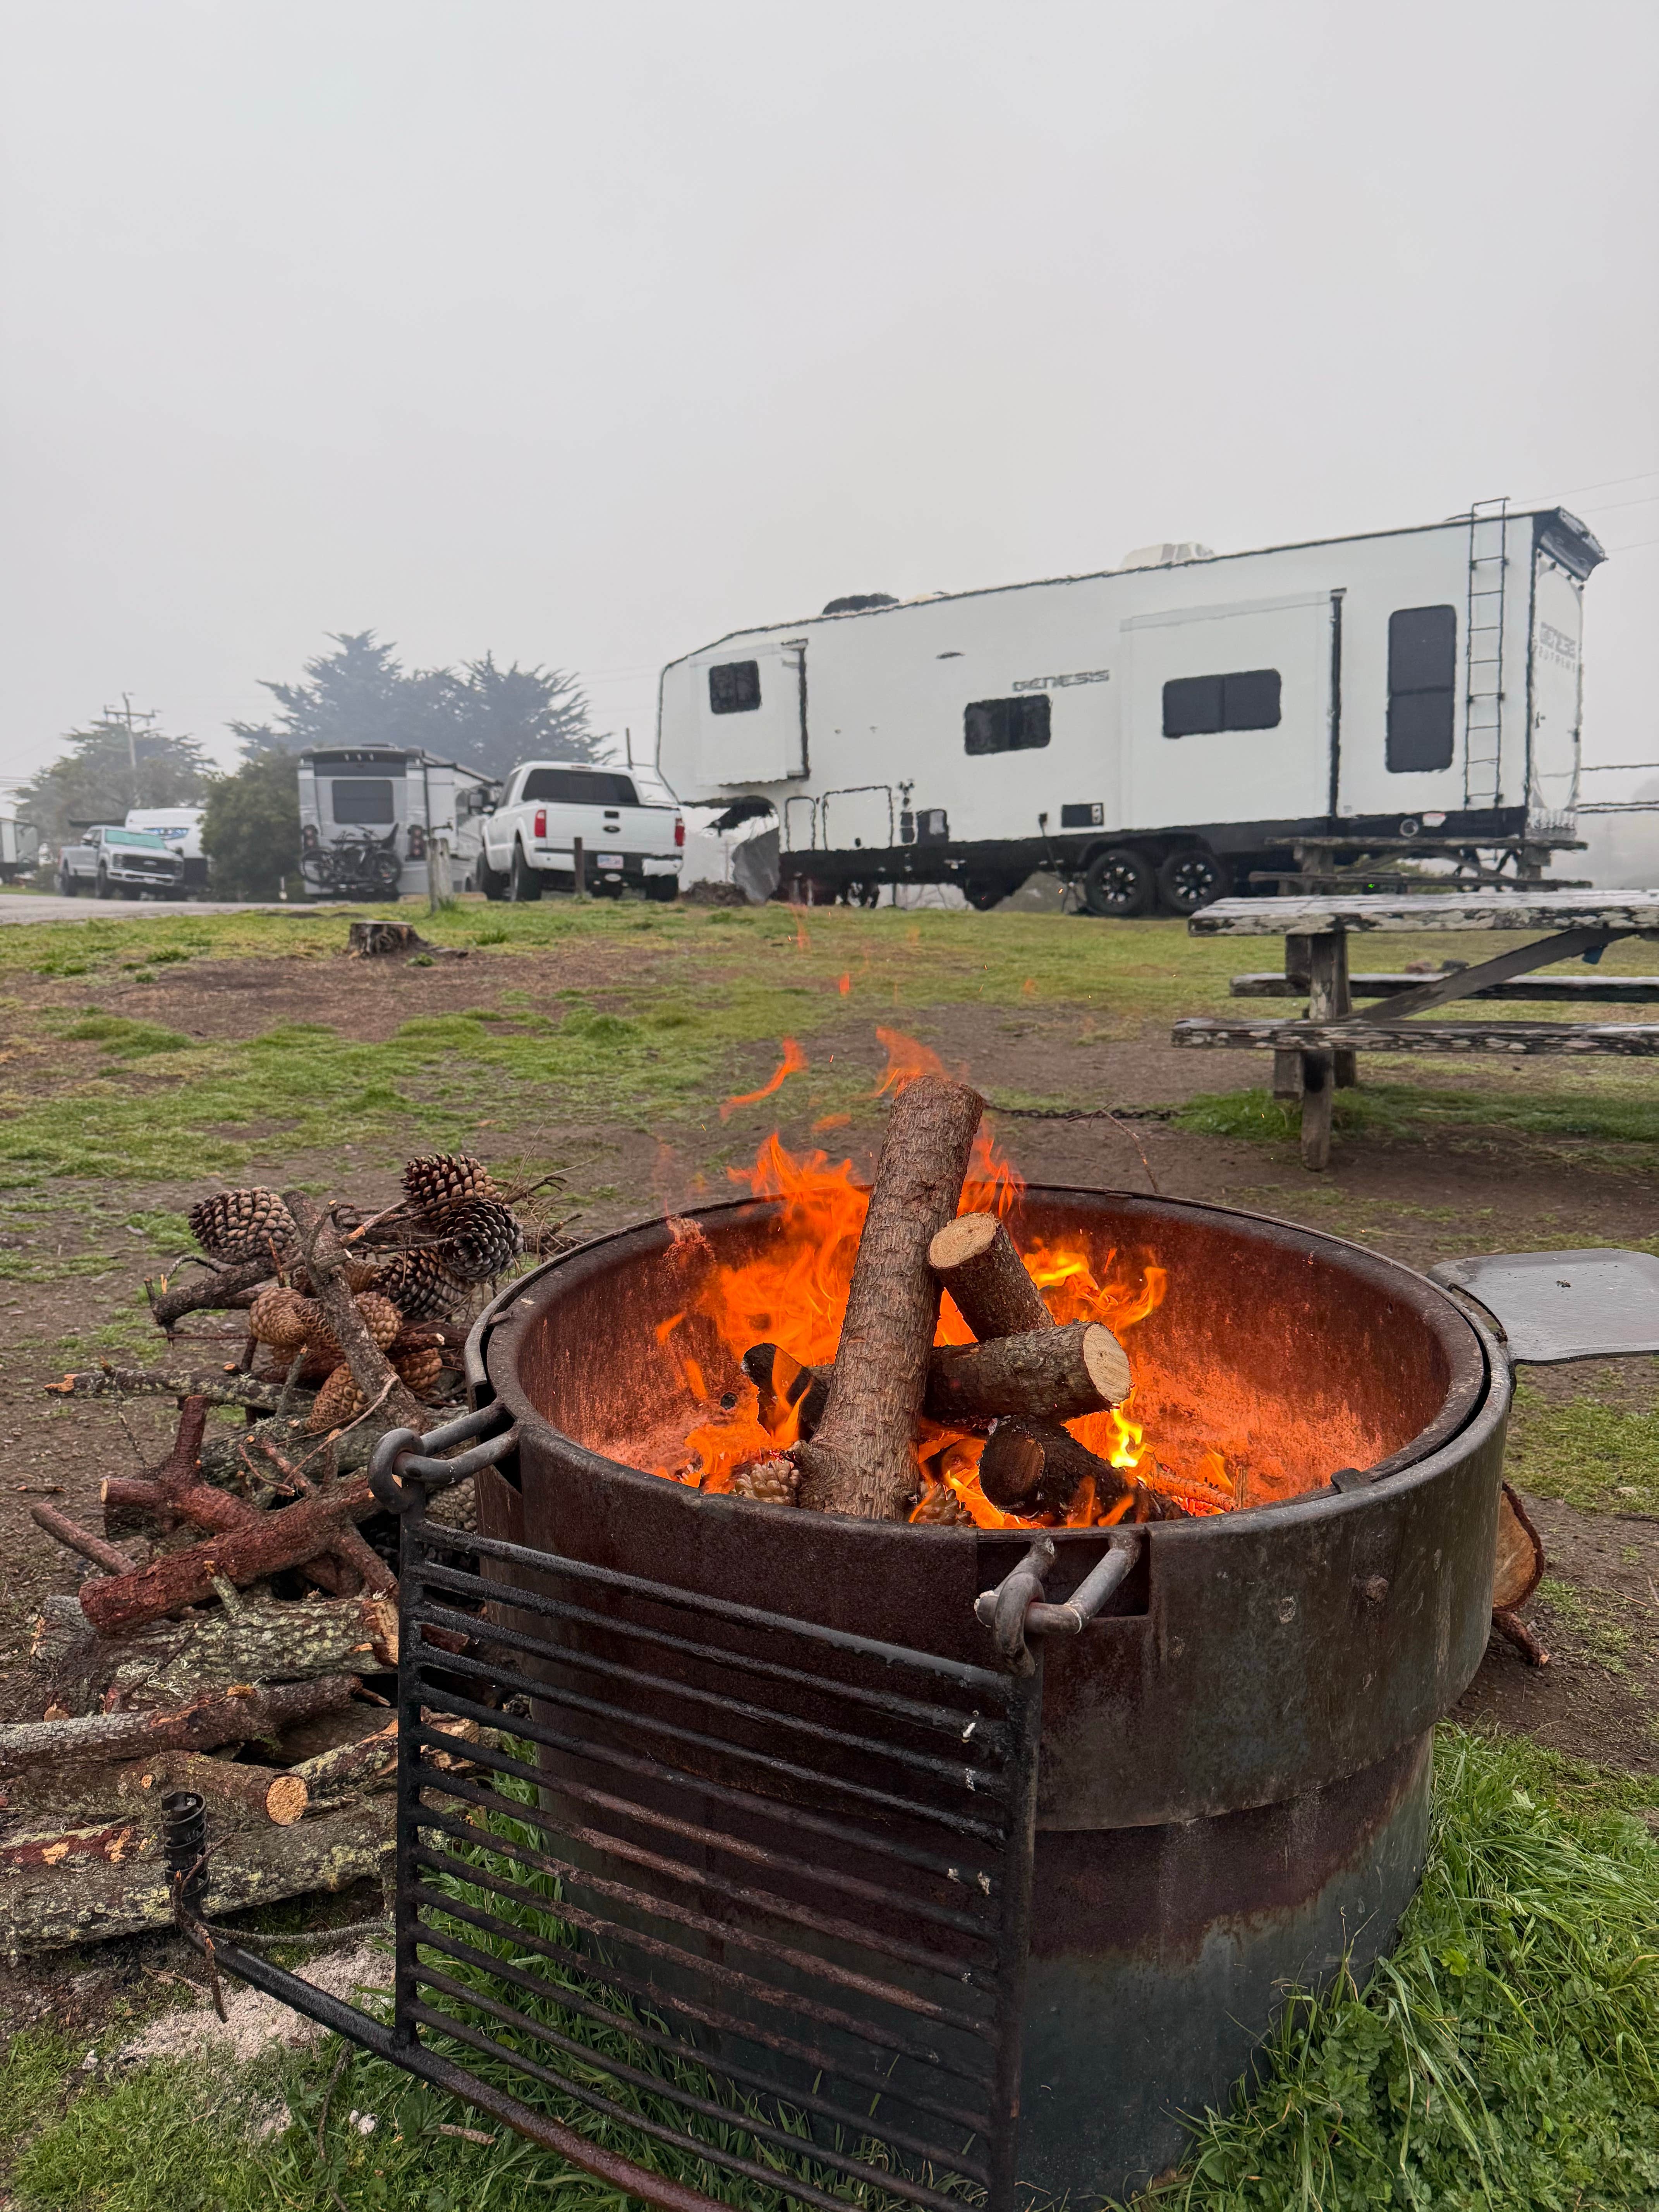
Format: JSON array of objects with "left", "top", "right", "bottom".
[{"left": 187, "top": 1154, "right": 527, "bottom": 1434}]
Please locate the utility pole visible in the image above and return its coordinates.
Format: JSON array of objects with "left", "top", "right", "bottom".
[{"left": 102, "top": 696, "right": 159, "bottom": 813}]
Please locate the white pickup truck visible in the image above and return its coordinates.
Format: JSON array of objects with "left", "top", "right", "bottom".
[
  {"left": 57, "top": 824, "right": 186, "bottom": 900},
  {"left": 478, "top": 762, "right": 684, "bottom": 902}
]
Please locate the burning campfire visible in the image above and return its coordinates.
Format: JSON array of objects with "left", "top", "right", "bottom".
[{"left": 631, "top": 1032, "right": 1307, "bottom": 1529}]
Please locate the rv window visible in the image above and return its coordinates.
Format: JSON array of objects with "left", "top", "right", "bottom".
[
  {"left": 708, "top": 661, "right": 762, "bottom": 714},
  {"left": 519, "top": 769, "right": 639, "bottom": 807},
  {"left": 1387, "top": 606, "right": 1456, "bottom": 773},
  {"left": 963, "top": 696, "right": 1051, "bottom": 755},
  {"left": 329, "top": 778, "right": 398, "bottom": 824},
  {"left": 1162, "top": 670, "right": 1281, "bottom": 737}
]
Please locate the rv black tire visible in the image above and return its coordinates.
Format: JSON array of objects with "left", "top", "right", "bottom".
[
  {"left": 509, "top": 843, "right": 542, "bottom": 902},
  {"left": 1156, "top": 847, "right": 1227, "bottom": 915},
  {"left": 1081, "top": 847, "right": 1154, "bottom": 919},
  {"left": 645, "top": 876, "right": 678, "bottom": 902}
]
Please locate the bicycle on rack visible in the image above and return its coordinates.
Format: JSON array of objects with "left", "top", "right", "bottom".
[{"left": 299, "top": 826, "right": 404, "bottom": 900}]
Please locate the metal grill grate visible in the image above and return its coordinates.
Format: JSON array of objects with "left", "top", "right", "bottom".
[{"left": 390, "top": 1508, "right": 1043, "bottom": 2212}]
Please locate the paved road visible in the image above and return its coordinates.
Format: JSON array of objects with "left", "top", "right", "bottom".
[{"left": 0, "top": 895, "right": 298, "bottom": 924}]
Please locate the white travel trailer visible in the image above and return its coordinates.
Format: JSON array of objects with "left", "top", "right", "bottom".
[
  {"left": 656, "top": 503, "right": 1604, "bottom": 913},
  {"left": 297, "top": 747, "right": 498, "bottom": 900}
]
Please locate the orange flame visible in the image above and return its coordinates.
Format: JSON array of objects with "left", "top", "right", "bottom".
[
  {"left": 720, "top": 1037, "right": 808, "bottom": 1120},
  {"left": 837, "top": 972, "right": 852, "bottom": 996},
  {"left": 874, "top": 1027, "right": 1022, "bottom": 1221}
]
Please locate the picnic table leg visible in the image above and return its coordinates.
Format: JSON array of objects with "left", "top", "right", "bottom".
[
  {"left": 1300, "top": 931, "right": 1346, "bottom": 1170},
  {"left": 1274, "top": 934, "right": 1310, "bottom": 1101}
]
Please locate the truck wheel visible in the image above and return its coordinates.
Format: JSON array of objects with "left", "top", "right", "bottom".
[
  {"left": 95, "top": 867, "right": 114, "bottom": 901},
  {"left": 1081, "top": 848, "right": 1154, "bottom": 919},
  {"left": 1157, "top": 848, "right": 1227, "bottom": 915},
  {"left": 58, "top": 869, "right": 77, "bottom": 898},
  {"left": 479, "top": 856, "right": 508, "bottom": 902},
  {"left": 509, "top": 843, "right": 542, "bottom": 902}
]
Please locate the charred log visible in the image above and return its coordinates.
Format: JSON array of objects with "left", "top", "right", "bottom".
[{"left": 979, "top": 1419, "right": 1135, "bottom": 1520}]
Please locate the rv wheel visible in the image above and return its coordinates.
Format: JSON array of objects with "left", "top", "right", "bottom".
[
  {"left": 1081, "top": 847, "right": 1154, "bottom": 919},
  {"left": 1157, "top": 848, "right": 1227, "bottom": 915}
]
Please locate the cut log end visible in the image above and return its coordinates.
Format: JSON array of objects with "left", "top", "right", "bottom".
[{"left": 927, "top": 1211, "right": 1051, "bottom": 1340}]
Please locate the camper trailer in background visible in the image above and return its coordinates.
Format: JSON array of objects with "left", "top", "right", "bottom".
[
  {"left": 656, "top": 503, "right": 1604, "bottom": 914},
  {"left": 297, "top": 747, "right": 498, "bottom": 900},
  {"left": 0, "top": 810, "right": 41, "bottom": 883}
]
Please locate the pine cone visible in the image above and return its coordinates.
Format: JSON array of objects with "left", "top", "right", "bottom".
[
  {"left": 189, "top": 1187, "right": 295, "bottom": 1264},
  {"left": 403, "top": 1152, "right": 496, "bottom": 1218},
  {"left": 730, "top": 1456, "right": 799, "bottom": 1506},
  {"left": 913, "top": 1482, "right": 973, "bottom": 1527},
  {"left": 249, "top": 1285, "right": 313, "bottom": 1353},
  {"left": 354, "top": 1291, "right": 403, "bottom": 1350},
  {"left": 340, "top": 1254, "right": 381, "bottom": 1293},
  {"left": 373, "top": 1247, "right": 465, "bottom": 1322},
  {"left": 440, "top": 1196, "right": 524, "bottom": 1284},
  {"left": 393, "top": 1347, "right": 445, "bottom": 1398},
  {"left": 305, "top": 1364, "right": 364, "bottom": 1434}
]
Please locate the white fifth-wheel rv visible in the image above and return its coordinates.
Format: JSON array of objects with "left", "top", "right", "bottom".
[{"left": 656, "top": 503, "right": 1603, "bottom": 914}]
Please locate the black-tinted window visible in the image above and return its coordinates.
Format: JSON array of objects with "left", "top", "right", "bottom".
[
  {"left": 1387, "top": 605, "right": 1456, "bottom": 773},
  {"left": 329, "top": 778, "right": 398, "bottom": 823},
  {"left": 709, "top": 660, "right": 761, "bottom": 714},
  {"left": 964, "top": 696, "right": 1051, "bottom": 755},
  {"left": 1162, "top": 670, "right": 1281, "bottom": 737},
  {"left": 520, "top": 769, "right": 639, "bottom": 807}
]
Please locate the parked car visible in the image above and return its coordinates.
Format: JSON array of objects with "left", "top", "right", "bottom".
[
  {"left": 478, "top": 762, "right": 684, "bottom": 901},
  {"left": 57, "top": 824, "right": 186, "bottom": 900},
  {"left": 125, "top": 807, "right": 208, "bottom": 894}
]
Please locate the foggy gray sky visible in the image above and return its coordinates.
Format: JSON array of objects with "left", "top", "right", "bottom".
[{"left": 2, "top": 0, "right": 1656, "bottom": 790}]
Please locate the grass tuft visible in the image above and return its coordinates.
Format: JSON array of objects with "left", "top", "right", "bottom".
[{"left": 1507, "top": 1382, "right": 1659, "bottom": 1514}]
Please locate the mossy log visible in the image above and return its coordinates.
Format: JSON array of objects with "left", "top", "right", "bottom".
[
  {"left": 31, "top": 1585, "right": 395, "bottom": 1708},
  {"left": 0, "top": 1673, "right": 357, "bottom": 1777}
]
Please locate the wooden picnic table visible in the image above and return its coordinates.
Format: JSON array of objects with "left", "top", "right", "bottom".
[{"left": 1175, "top": 890, "right": 1659, "bottom": 1170}]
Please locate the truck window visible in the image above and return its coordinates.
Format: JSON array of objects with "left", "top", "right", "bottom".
[
  {"left": 1162, "top": 670, "right": 1281, "bottom": 737},
  {"left": 963, "top": 697, "right": 1052, "bottom": 755},
  {"left": 708, "top": 661, "right": 761, "bottom": 714},
  {"left": 330, "top": 779, "right": 398, "bottom": 824},
  {"left": 519, "top": 769, "right": 640, "bottom": 807},
  {"left": 1386, "top": 606, "right": 1457, "bottom": 773}
]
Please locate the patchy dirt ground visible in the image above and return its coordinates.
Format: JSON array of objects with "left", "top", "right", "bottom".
[{"left": 2, "top": 912, "right": 1656, "bottom": 2043}]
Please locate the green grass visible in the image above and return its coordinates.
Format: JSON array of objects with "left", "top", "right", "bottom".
[
  {"left": 7, "top": 1730, "right": 1656, "bottom": 2212},
  {"left": 1507, "top": 1382, "right": 1659, "bottom": 1514},
  {"left": 1178, "top": 1079, "right": 1659, "bottom": 1156}
]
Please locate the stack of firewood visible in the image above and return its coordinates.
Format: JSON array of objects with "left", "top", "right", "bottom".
[
  {"left": 2, "top": 1154, "right": 551, "bottom": 1960},
  {"left": 719, "top": 1076, "right": 1186, "bottom": 1527}
]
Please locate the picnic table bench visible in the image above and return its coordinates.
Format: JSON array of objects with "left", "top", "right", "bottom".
[{"left": 1173, "top": 890, "right": 1659, "bottom": 1170}]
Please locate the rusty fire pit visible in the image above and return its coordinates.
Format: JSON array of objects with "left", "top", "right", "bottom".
[{"left": 463, "top": 1187, "right": 1504, "bottom": 2201}]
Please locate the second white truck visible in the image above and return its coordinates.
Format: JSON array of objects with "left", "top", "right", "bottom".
[{"left": 479, "top": 762, "right": 684, "bottom": 901}]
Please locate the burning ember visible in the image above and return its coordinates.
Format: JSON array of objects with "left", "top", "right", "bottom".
[{"left": 639, "top": 1031, "right": 1273, "bottom": 1528}]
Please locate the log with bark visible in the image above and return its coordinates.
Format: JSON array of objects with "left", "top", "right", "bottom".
[
  {"left": 29, "top": 1504, "right": 139, "bottom": 1577},
  {"left": 117, "top": 1750, "right": 309, "bottom": 1826},
  {"left": 30, "top": 1584, "right": 395, "bottom": 1707},
  {"left": 2, "top": 1795, "right": 395, "bottom": 1958},
  {"left": 928, "top": 1212, "right": 1052, "bottom": 1340},
  {"left": 146, "top": 1260, "right": 278, "bottom": 1334},
  {"left": 977, "top": 1419, "right": 1187, "bottom": 1524},
  {"left": 793, "top": 1076, "right": 985, "bottom": 1522},
  {"left": 0, "top": 1673, "right": 358, "bottom": 1777},
  {"left": 48, "top": 1365, "right": 289, "bottom": 1413},
  {"left": 745, "top": 1321, "right": 1131, "bottom": 1440}
]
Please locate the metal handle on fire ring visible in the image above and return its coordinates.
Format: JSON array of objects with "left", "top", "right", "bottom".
[
  {"left": 975, "top": 1531, "right": 1142, "bottom": 1660},
  {"left": 369, "top": 1401, "right": 521, "bottom": 1512}
]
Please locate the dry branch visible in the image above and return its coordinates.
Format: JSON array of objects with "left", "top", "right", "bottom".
[
  {"left": 795, "top": 1077, "right": 984, "bottom": 1521},
  {"left": 118, "top": 1751, "right": 309, "bottom": 1827},
  {"left": 290, "top": 1715, "right": 400, "bottom": 1795},
  {"left": 48, "top": 1366, "right": 287, "bottom": 1413},
  {"left": 927, "top": 1212, "right": 1051, "bottom": 1339},
  {"left": 146, "top": 1260, "right": 275, "bottom": 1333},
  {"left": 29, "top": 1504, "right": 138, "bottom": 1577},
  {"left": 0, "top": 1673, "right": 357, "bottom": 1777},
  {"left": 285, "top": 1191, "right": 426, "bottom": 1430},
  {"left": 30, "top": 1586, "right": 396, "bottom": 1708}
]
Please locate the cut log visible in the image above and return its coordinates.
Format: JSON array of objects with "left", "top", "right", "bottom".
[
  {"left": 924, "top": 1321, "right": 1130, "bottom": 1427},
  {"left": 978, "top": 1419, "right": 1137, "bottom": 1520},
  {"left": 284, "top": 1192, "right": 426, "bottom": 1430},
  {"left": 118, "top": 1751, "right": 309, "bottom": 1826},
  {"left": 289, "top": 1714, "right": 399, "bottom": 1794},
  {"left": 2, "top": 1821, "right": 151, "bottom": 1869},
  {"left": 745, "top": 1322, "right": 1130, "bottom": 1437},
  {"left": 29, "top": 1504, "right": 139, "bottom": 1577},
  {"left": 348, "top": 919, "right": 430, "bottom": 957},
  {"left": 1492, "top": 1482, "right": 1546, "bottom": 1612},
  {"left": 48, "top": 1365, "right": 286, "bottom": 1414},
  {"left": 795, "top": 1077, "right": 984, "bottom": 1522},
  {"left": 0, "top": 1673, "right": 357, "bottom": 1777},
  {"left": 1, "top": 1796, "right": 394, "bottom": 1959},
  {"left": 927, "top": 1212, "right": 1051, "bottom": 1340},
  {"left": 78, "top": 1479, "right": 376, "bottom": 1633},
  {"left": 31, "top": 1585, "right": 396, "bottom": 1710}
]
